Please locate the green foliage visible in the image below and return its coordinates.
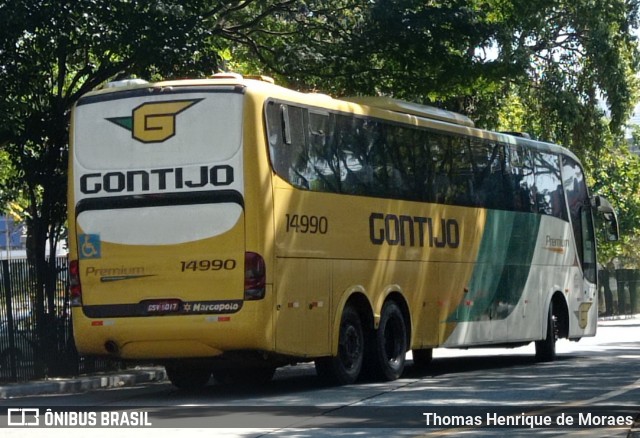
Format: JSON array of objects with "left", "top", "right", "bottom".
[
  {"left": 252, "top": 0, "right": 518, "bottom": 98},
  {"left": 0, "top": 150, "right": 19, "bottom": 210},
  {"left": 248, "top": 1, "right": 639, "bottom": 152},
  {"left": 587, "top": 143, "right": 640, "bottom": 267}
]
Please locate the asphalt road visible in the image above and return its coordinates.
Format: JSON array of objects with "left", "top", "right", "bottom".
[{"left": 1, "top": 317, "right": 639, "bottom": 437}]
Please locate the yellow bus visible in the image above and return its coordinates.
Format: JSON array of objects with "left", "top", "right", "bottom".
[{"left": 68, "top": 74, "right": 619, "bottom": 389}]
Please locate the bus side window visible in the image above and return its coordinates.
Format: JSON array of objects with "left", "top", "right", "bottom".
[
  {"left": 428, "top": 135, "right": 447, "bottom": 203},
  {"left": 307, "top": 110, "right": 339, "bottom": 192},
  {"left": 562, "top": 155, "right": 596, "bottom": 283},
  {"left": 332, "top": 113, "right": 368, "bottom": 194},
  {"left": 265, "top": 101, "right": 286, "bottom": 176},
  {"left": 506, "top": 146, "right": 536, "bottom": 213},
  {"left": 534, "top": 151, "right": 567, "bottom": 220},
  {"left": 265, "top": 101, "right": 282, "bottom": 147},
  {"left": 443, "top": 135, "right": 471, "bottom": 206},
  {"left": 281, "top": 105, "right": 292, "bottom": 145},
  {"left": 265, "top": 102, "right": 309, "bottom": 189},
  {"left": 468, "top": 139, "right": 505, "bottom": 209},
  {"left": 581, "top": 207, "right": 597, "bottom": 282}
]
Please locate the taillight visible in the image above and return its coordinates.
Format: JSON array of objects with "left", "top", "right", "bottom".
[
  {"left": 244, "top": 252, "right": 266, "bottom": 300},
  {"left": 69, "top": 259, "right": 82, "bottom": 306}
]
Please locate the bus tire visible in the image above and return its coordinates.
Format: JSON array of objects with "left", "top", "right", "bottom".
[
  {"left": 412, "top": 348, "right": 433, "bottom": 370},
  {"left": 372, "top": 301, "right": 407, "bottom": 381},
  {"left": 535, "top": 302, "right": 558, "bottom": 362},
  {"left": 212, "top": 366, "right": 276, "bottom": 385},
  {"left": 315, "top": 305, "right": 364, "bottom": 385},
  {"left": 165, "top": 364, "right": 212, "bottom": 390}
]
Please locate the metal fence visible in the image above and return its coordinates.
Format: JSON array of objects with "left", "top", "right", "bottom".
[
  {"left": 0, "top": 257, "right": 120, "bottom": 383},
  {"left": 599, "top": 269, "right": 640, "bottom": 317}
]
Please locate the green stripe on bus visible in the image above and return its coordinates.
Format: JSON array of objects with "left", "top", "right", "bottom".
[{"left": 448, "top": 210, "right": 541, "bottom": 322}]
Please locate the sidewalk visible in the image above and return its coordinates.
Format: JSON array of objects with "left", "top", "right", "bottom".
[
  {"left": 598, "top": 313, "right": 640, "bottom": 324},
  {"left": 0, "top": 366, "right": 166, "bottom": 399}
]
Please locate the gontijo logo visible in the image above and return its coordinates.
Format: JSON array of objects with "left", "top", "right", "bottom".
[{"left": 107, "top": 99, "right": 202, "bottom": 143}]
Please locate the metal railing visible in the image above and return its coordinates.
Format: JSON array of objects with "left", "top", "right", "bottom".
[
  {"left": 0, "top": 257, "right": 120, "bottom": 383},
  {"left": 599, "top": 269, "right": 640, "bottom": 317}
]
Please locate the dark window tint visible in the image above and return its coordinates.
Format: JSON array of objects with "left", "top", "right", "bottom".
[
  {"left": 265, "top": 100, "right": 570, "bottom": 221},
  {"left": 563, "top": 155, "right": 596, "bottom": 282},
  {"left": 535, "top": 152, "right": 568, "bottom": 221},
  {"left": 505, "top": 145, "right": 536, "bottom": 213}
]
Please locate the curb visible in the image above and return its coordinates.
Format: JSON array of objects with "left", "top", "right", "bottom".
[
  {"left": 598, "top": 314, "right": 640, "bottom": 325},
  {"left": 598, "top": 313, "right": 640, "bottom": 320},
  {"left": 0, "top": 367, "right": 166, "bottom": 399}
]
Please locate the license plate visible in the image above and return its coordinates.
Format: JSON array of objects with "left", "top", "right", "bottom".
[{"left": 142, "top": 299, "right": 182, "bottom": 314}]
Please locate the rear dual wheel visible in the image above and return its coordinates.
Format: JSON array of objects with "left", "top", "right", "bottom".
[
  {"left": 316, "top": 300, "right": 409, "bottom": 385},
  {"left": 371, "top": 301, "right": 408, "bottom": 381},
  {"left": 315, "top": 305, "right": 364, "bottom": 385}
]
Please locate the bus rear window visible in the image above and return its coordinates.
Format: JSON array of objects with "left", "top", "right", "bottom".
[{"left": 74, "top": 91, "right": 243, "bottom": 171}]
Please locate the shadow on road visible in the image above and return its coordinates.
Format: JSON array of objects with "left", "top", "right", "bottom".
[{"left": 163, "top": 351, "right": 586, "bottom": 401}]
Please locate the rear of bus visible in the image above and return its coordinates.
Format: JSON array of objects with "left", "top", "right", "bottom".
[{"left": 68, "top": 77, "right": 273, "bottom": 386}]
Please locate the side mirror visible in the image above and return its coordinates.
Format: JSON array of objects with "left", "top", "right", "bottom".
[
  {"left": 591, "top": 195, "right": 619, "bottom": 242},
  {"left": 603, "top": 212, "right": 619, "bottom": 242}
]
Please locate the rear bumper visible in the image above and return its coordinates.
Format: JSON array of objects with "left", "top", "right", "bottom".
[{"left": 71, "top": 296, "right": 273, "bottom": 360}]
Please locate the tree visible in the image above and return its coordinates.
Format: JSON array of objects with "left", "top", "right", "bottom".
[
  {"left": 0, "top": 0, "right": 309, "bottom": 375},
  {"left": 245, "top": 1, "right": 639, "bottom": 152}
]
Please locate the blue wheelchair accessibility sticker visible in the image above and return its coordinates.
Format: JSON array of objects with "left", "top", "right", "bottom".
[{"left": 79, "top": 234, "right": 101, "bottom": 259}]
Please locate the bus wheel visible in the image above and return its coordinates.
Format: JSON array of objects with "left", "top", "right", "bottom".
[
  {"left": 535, "top": 303, "right": 558, "bottom": 362},
  {"left": 165, "top": 364, "right": 212, "bottom": 390},
  {"left": 372, "top": 301, "right": 407, "bottom": 381},
  {"left": 412, "top": 348, "right": 433, "bottom": 370},
  {"left": 212, "top": 366, "right": 276, "bottom": 385},
  {"left": 315, "top": 305, "right": 364, "bottom": 385}
]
